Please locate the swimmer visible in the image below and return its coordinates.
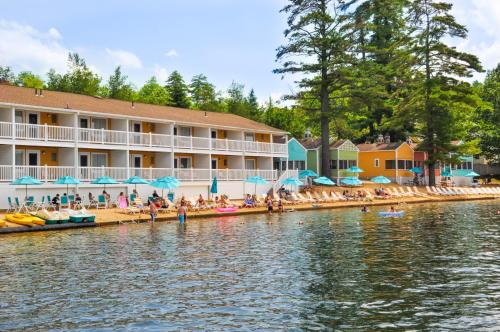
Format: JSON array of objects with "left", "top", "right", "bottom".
[
  {"left": 361, "top": 206, "right": 368, "bottom": 213},
  {"left": 389, "top": 206, "right": 395, "bottom": 212}
]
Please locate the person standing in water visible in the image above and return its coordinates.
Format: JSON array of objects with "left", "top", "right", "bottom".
[
  {"left": 149, "top": 199, "right": 157, "bottom": 223},
  {"left": 177, "top": 202, "right": 187, "bottom": 224},
  {"left": 267, "top": 197, "right": 273, "bottom": 215}
]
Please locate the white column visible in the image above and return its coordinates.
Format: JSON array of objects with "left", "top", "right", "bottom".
[
  {"left": 11, "top": 107, "right": 16, "bottom": 180},
  {"left": 126, "top": 119, "right": 130, "bottom": 178},
  {"left": 170, "top": 123, "right": 175, "bottom": 173},
  {"left": 73, "top": 113, "right": 79, "bottom": 179}
]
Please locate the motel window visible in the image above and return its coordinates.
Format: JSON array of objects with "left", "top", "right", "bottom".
[
  {"left": 338, "top": 160, "right": 349, "bottom": 169},
  {"left": 91, "top": 153, "right": 107, "bottom": 167},
  {"left": 174, "top": 157, "right": 191, "bottom": 169},
  {"left": 15, "top": 150, "right": 24, "bottom": 166},
  {"left": 281, "top": 161, "right": 287, "bottom": 170},
  {"left": 244, "top": 132, "right": 255, "bottom": 142},
  {"left": 405, "top": 160, "right": 413, "bottom": 169},
  {"left": 296, "top": 161, "right": 305, "bottom": 170},
  {"left": 92, "top": 118, "right": 107, "bottom": 130},
  {"left": 385, "top": 160, "right": 396, "bottom": 169},
  {"left": 329, "top": 160, "right": 337, "bottom": 169},
  {"left": 348, "top": 160, "right": 357, "bottom": 168},
  {"left": 175, "top": 126, "right": 191, "bottom": 137},
  {"left": 245, "top": 159, "right": 256, "bottom": 170},
  {"left": 397, "top": 160, "right": 405, "bottom": 169},
  {"left": 374, "top": 159, "right": 380, "bottom": 168}
]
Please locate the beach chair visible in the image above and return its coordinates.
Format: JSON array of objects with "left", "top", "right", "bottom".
[
  {"left": 132, "top": 198, "right": 146, "bottom": 213},
  {"left": 397, "top": 187, "right": 411, "bottom": 197},
  {"left": 322, "top": 191, "right": 334, "bottom": 202},
  {"left": 332, "top": 191, "right": 347, "bottom": 201},
  {"left": 130, "top": 194, "right": 136, "bottom": 202},
  {"left": 363, "top": 190, "right": 374, "bottom": 201},
  {"left": 387, "top": 188, "right": 401, "bottom": 198},
  {"left": 411, "top": 187, "right": 428, "bottom": 197},
  {"left": 6, "top": 197, "right": 16, "bottom": 213},
  {"left": 291, "top": 192, "right": 305, "bottom": 203},
  {"left": 298, "top": 192, "right": 314, "bottom": 203},
  {"left": 15, "top": 197, "right": 27, "bottom": 212},
  {"left": 61, "top": 196, "right": 70, "bottom": 209},
  {"left": 307, "top": 192, "right": 322, "bottom": 202},
  {"left": 97, "top": 195, "right": 107, "bottom": 209},
  {"left": 189, "top": 198, "right": 200, "bottom": 212}
]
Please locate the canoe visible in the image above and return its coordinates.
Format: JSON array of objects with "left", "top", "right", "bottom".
[
  {"left": 378, "top": 211, "right": 405, "bottom": 217},
  {"left": 216, "top": 207, "right": 238, "bottom": 213},
  {"left": 5, "top": 213, "right": 45, "bottom": 226}
]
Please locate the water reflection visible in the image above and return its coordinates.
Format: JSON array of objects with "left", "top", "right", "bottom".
[{"left": 0, "top": 201, "right": 498, "bottom": 331}]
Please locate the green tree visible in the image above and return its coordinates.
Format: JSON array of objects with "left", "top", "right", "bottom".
[
  {"left": 46, "top": 53, "right": 101, "bottom": 96},
  {"left": 275, "top": 0, "right": 352, "bottom": 176},
  {"left": 0, "top": 66, "right": 15, "bottom": 84},
  {"left": 477, "top": 64, "right": 500, "bottom": 164},
  {"left": 246, "top": 89, "right": 261, "bottom": 121},
  {"left": 263, "top": 98, "right": 306, "bottom": 138},
  {"left": 189, "top": 74, "right": 217, "bottom": 110},
  {"left": 400, "top": 0, "right": 482, "bottom": 185},
  {"left": 103, "top": 66, "right": 135, "bottom": 100},
  {"left": 165, "top": 70, "right": 191, "bottom": 108},
  {"left": 137, "top": 77, "right": 171, "bottom": 105},
  {"left": 226, "top": 81, "right": 249, "bottom": 117},
  {"left": 15, "top": 71, "right": 44, "bottom": 88}
]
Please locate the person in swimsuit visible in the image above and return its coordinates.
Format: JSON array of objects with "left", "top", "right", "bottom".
[
  {"left": 177, "top": 202, "right": 187, "bottom": 223},
  {"left": 149, "top": 199, "right": 157, "bottom": 223},
  {"left": 277, "top": 199, "right": 283, "bottom": 214},
  {"left": 267, "top": 198, "right": 273, "bottom": 215}
]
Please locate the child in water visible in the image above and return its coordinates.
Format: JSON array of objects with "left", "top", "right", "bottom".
[
  {"left": 267, "top": 198, "right": 273, "bottom": 215},
  {"left": 361, "top": 206, "right": 368, "bottom": 213},
  {"left": 389, "top": 206, "right": 395, "bottom": 212},
  {"left": 177, "top": 202, "right": 187, "bottom": 223},
  {"left": 149, "top": 199, "right": 157, "bottom": 223},
  {"left": 278, "top": 199, "right": 283, "bottom": 214}
]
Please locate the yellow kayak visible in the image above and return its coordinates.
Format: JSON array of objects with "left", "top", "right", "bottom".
[
  {"left": 0, "top": 219, "right": 6, "bottom": 228},
  {"left": 5, "top": 213, "right": 45, "bottom": 227}
]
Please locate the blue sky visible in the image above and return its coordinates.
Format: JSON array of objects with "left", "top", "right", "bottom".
[{"left": 0, "top": 0, "right": 498, "bottom": 104}]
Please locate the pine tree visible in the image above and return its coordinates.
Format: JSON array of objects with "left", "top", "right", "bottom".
[
  {"left": 275, "top": 0, "right": 352, "bottom": 176},
  {"left": 477, "top": 64, "right": 500, "bottom": 164},
  {"left": 189, "top": 74, "right": 216, "bottom": 110},
  {"left": 401, "top": 0, "right": 482, "bottom": 185},
  {"left": 105, "top": 66, "right": 134, "bottom": 100},
  {"left": 165, "top": 71, "right": 191, "bottom": 108},
  {"left": 137, "top": 77, "right": 171, "bottom": 105},
  {"left": 246, "top": 89, "right": 261, "bottom": 121}
]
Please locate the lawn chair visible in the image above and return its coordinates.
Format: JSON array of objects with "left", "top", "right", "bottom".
[
  {"left": 290, "top": 192, "right": 305, "bottom": 203},
  {"left": 133, "top": 198, "right": 147, "bottom": 213},
  {"left": 6, "top": 197, "right": 16, "bottom": 213},
  {"left": 332, "top": 191, "right": 347, "bottom": 201},
  {"left": 298, "top": 192, "right": 314, "bottom": 203},
  {"left": 61, "top": 195, "right": 70, "bottom": 209},
  {"left": 363, "top": 190, "right": 374, "bottom": 201},
  {"left": 15, "top": 197, "right": 28, "bottom": 212},
  {"left": 97, "top": 195, "right": 107, "bottom": 209},
  {"left": 322, "top": 191, "right": 334, "bottom": 202}
]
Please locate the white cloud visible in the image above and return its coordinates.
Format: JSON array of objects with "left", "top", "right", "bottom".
[
  {"left": 105, "top": 48, "right": 143, "bottom": 69},
  {"left": 153, "top": 65, "right": 169, "bottom": 82},
  {"left": 48, "top": 27, "right": 62, "bottom": 39},
  {"left": 0, "top": 20, "right": 68, "bottom": 73},
  {"left": 165, "top": 49, "right": 178, "bottom": 57}
]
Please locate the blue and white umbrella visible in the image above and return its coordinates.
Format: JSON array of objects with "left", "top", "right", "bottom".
[
  {"left": 313, "top": 176, "right": 336, "bottom": 186},
  {"left": 341, "top": 176, "right": 363, "bottom": 186},
  {"left": 299, "top": 170, "right": 318, "bottom": 178},
  {"left": 245, "top": 176, "right": 268, "bottom": 194},
  {"left": 371, "top": 176, "right": 391, "bottom": 184}
]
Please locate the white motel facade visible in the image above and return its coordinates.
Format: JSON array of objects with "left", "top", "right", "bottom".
[{"left": 0, "top": 85, "right": 296, "bottom": 207}]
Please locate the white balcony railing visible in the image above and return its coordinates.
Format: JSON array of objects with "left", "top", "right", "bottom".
[
  {"left": 0, "top": 121, "right": 287, "bottom": 154},
  {"left": 0, "top": 165, "right": 279, "bottom": 182}
]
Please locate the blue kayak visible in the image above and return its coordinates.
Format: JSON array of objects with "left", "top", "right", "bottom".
[{"left": 378, "top": 211, "right": 405, "bottom": 217}]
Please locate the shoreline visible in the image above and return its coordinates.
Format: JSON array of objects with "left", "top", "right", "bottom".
[{"left": 1, "top": 195, "right": 498, "bottom": 234}]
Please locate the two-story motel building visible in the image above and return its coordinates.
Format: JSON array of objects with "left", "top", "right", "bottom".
[{"left": 0, "top": 85, "right": 291, "bottom": 206}]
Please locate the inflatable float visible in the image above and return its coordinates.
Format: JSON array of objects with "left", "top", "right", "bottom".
[
  {"left": 378, "top": 211, "right": 405, "bottom": 218},
  {"left": 5, "top": 213, "right": 45, "bottom": 226},
  {"left": 216, "top": 207, "right": 238, "bottom": 213},
  {"left": 60, "top": 208, "right": 96, "bottom": 223}
]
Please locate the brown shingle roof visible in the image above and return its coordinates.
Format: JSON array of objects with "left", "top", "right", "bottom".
[
  {"left": 0, "top": 85, "right": 286, "bottom": 133},
  {"left": 330, "top": 139, "right": 346, "bottom": 149},
  {"left": 357, "top": 142, "right": 405, "bottom": 151},
  {"left": 299, "top": 138, "right": 322, "bottom": 149}
]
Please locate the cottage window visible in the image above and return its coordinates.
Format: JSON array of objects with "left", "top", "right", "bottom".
[
  {"left": 338, "top": 160, "right": 348, "bottom": 169},
  {"left": 385, "top": 160, "right": 396, "bottom": 169},
  {"left": 374, "top": 159, "right": 380, "bottom": 168},
  {"left": 348, "top": 160, "right": 357, "bottom": 167},
  {"left": 405, "top": 160, "right": 413, "bottom": 169},
  {"left": 329, "top": 160, "right": 337, "bottom": 169}
]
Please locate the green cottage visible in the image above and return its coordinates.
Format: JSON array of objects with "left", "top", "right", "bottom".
[{"left": 298, "top": 138, "right": 359, "bottom": 180}]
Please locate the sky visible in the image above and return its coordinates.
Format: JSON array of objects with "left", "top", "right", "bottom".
[{"left": 0, "top": 0, "right": 498, "bottom": 104}]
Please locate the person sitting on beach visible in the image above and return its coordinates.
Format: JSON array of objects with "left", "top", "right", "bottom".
[
  {"left": 102, "top": 190, "right": 111, "bottom": 208},
  {"left": 241, "top": 194, "right": 254, "bottom": 208},
  {"left": 196, "top": 194, "right": 207, "bottom": 208},
  {"left": 152, "top": 190, "right": 159, "bottom": 199},
  {"left": 51, "top": 194, "right": 60, "bottom": 210},
  {"left": 218, "top": 195, "right": 228, "bottom": 208},
  {"left": 117, "top": 192, "right": 128, "bottom": 208},
  {"left": 74, "top": 193, "right": 82, "bottom": 208}
]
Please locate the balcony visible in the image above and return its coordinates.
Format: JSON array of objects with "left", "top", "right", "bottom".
[
  {"left": 0, "top": 121, "right": 287, "bottom": 155},
  {"left": 0, "top": 165, "right": 278, "bottom": 182}
]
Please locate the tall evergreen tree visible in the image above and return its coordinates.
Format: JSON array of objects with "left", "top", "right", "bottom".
[
  {"left": 477, "top": 64, "right": 500, "bottom": 164},
  {"left": 275, "top": 0, "right": 352, "bottom": 176},
  {"left": 226, "top": 82, "right": 248, "bottom": 117},
  {"left": 246, "top": 89, "right": 261, "bottom": 121},
  {"left": 400, "top": 0, "right": 482, "bottom": 185},
  {"left": 105, "top": 66, "right": 134, "bottom": 100},
  {"left": 189, "top": 74, "right": 217, "bottom": 110},
  {"left": 165, "top": 70, "right": 191, "bottom": 108}
]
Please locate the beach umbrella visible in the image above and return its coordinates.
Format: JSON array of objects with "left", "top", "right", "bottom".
[
  {"left": 464, "top": 171, "right": 479, "bottom": 177},
  {"left": 210, "top": 177, "right": 218, "bottom": 196},
  {"left": 281, "top": 177, "right": 303, "bottom": 192},
  {"left": 313, "top": 176, "right": 336, "bottom": 186},
  {"left": 245, "top": 176, "right": 268, "bottom": 195},
  {"left": 409, "top": 167, "right": 423, "bottom": 174},
  {"left": 149, "top": 176, "right": 180, "bottom": 197},
  {"left": 11, "top": 176, "right": 42, "bottom": 199},
  {"left": 346, "top": 166, "right": 364, "bottom": 173},
  {"left": 54, "top": 175, "right": 81, "bottom": 194},
  {"left": 371, "top": 176, "right": 391, "bottom": 184},
  {"left": 91, "top": 176, "right": 118, "bottom": 191},
  {"left": 299, "top": 170, "right": 318, "bottom": 178},
  {"left": 123, "top": 176, "right": 149, "bottom": 191},
  {"left": 341, "top": 176, "right": 363, "bottom": 186}
]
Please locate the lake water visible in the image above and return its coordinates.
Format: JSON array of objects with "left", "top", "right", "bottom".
[{"left": 1, "top": 201, "right": 499, "bottom": 331}]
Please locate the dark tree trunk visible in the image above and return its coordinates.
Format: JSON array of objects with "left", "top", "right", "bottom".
[{"left": 428, "top": 162, "right": 436, "bottom": 186}]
